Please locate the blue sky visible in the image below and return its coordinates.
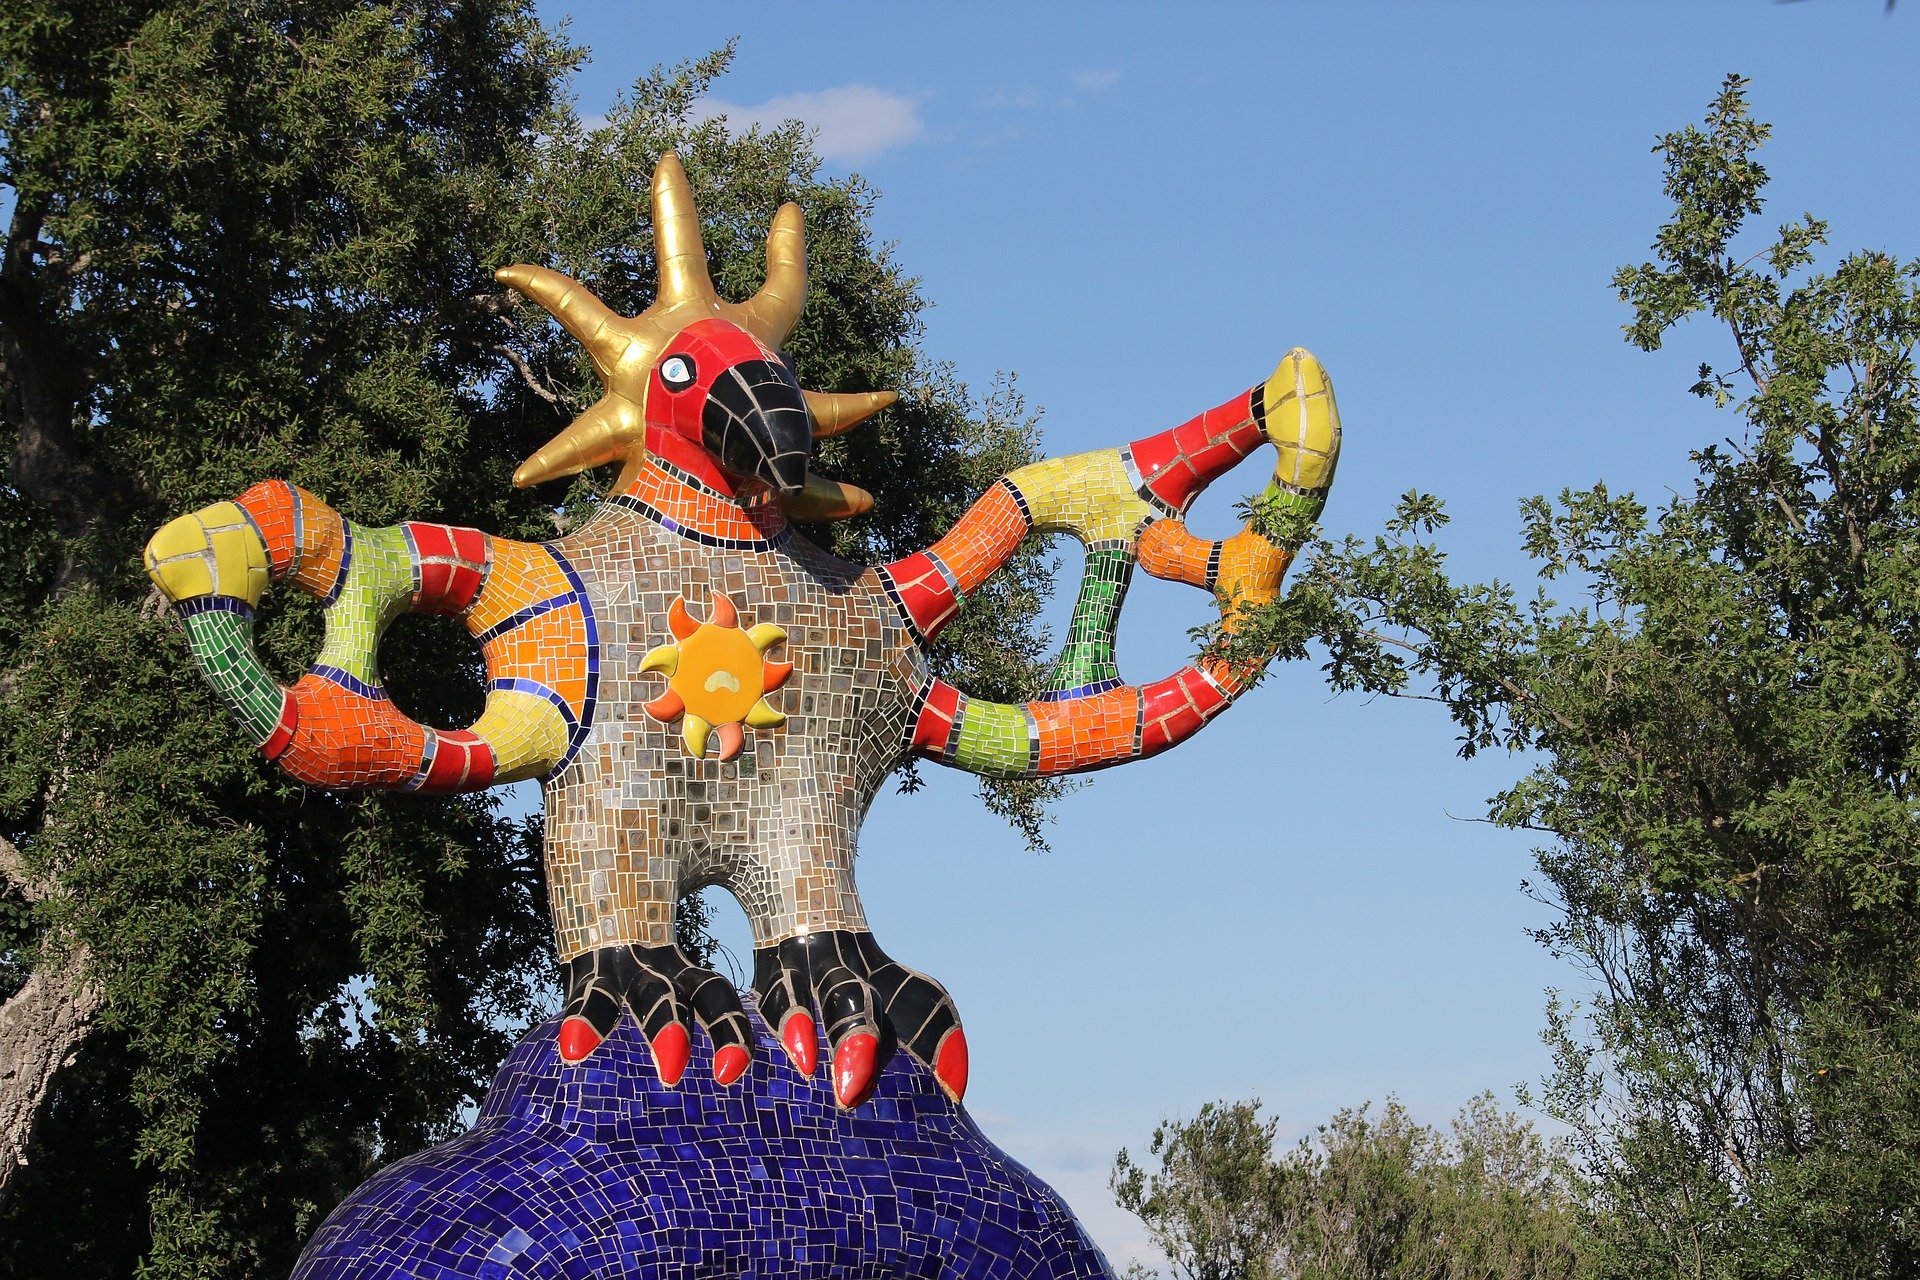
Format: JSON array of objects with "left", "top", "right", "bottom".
[{"left": 535, "top": 1, "right": 1919, "bottom": 1267}]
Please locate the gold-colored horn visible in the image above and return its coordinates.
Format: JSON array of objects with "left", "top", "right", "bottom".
[
  {"left": 510, "top": 393, "right": 644, "bottom": 489},
  {"left": 732, "top": 203, "right": 806, "bottom": 347},
  {"left": 805, "top": 389, "right": 897, "bottom": 440},
  {"left": 495, "top": 264, "right": 638, "bottom": 384},
  {"left": 778, "top": 472, "right": 875, "bottom": 522},
  {"left": 651, "top": 153, "right": 719, "bottom": 308}
]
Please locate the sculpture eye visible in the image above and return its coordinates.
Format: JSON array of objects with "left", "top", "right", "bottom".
[{"left": 659, "top": 355, "right": 697, "bottom": 391}]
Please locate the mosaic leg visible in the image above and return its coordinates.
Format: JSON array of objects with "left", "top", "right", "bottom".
[{"left": 544, "top": 780, "right": 748, "bottom": 1082}]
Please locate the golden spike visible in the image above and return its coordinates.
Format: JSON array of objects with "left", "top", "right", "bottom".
[
  {"left": 745, "top": 698, "right": 787, "bottom": 729},
  {"left": 651, "top": 153, "right": 719, "bottom": 308},
  {"left": 729, "top": 203, "right": 806, "bottom": 347},
  {"left": 746, "top": 623, "right": 786, "bottom": 652},
  {"left": 778, "top": 472, "right": 874, "bottom": 522},
  {"left": 512, "top": 393, "right": 646, "bottom": 488},
  {"left": 805, "top": 389, "right": 897, "bottom": 440},
  {"left": 494, "top": 264, "right": 637, "bottom": 384},
  {"left": 639, "top": 643, "right": 679, "bottom": 676}
]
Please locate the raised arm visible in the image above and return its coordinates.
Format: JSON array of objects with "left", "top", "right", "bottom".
[
  {"left": 887, "top": 348, "right": 1340, "bottom": 778},
  {"left": 144, "top": 480, "right": 593, "bottom": 791}
]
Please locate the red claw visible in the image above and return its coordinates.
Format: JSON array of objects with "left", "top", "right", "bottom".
[
  {"left": 781, "top": 1011, "right": 819, "bottom": 1076},
  {"left": 651, "top": 1022, "right": 691, "bottom": 1087},
  {"left": 933, "top": 1027, "right": 969, "bottom": 1101},
  {"left": 558, "top": 1017, "right": 603, "bottom": 1063},
  {"left": 833, "top": 1032, "right": 879, "bottom": 1109},
  {"left": 713, "top": 1043, "right": 751, "bottom": 1087}
]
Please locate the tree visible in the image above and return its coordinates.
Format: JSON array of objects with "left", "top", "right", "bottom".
[
  {"left": 1223, "top": 76, "right": 1920, "bottom": 1275},
  {"left": 1112, "top": 1094, "right": 1580, "bottom": 1280},
  {"left": 0, "top": 9, "right": 1053, "bottom": 1274}
]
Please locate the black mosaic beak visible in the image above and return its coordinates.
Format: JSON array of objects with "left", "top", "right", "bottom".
[{"left": 702, "top": 359, "right": 813, "bottom": 495}]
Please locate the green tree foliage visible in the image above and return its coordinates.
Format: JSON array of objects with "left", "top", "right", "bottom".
[
  {"left": 1112, "top": 1094, "right": 1580, "bottom": 1280},
  {"left": 1219, "top": 76, "right": 1920, "bottom": 1275},
  {"left": 0, "top": 8, "right": 1054, "bottom": 1275}
]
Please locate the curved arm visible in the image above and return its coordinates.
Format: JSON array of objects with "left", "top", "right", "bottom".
[
  {"left": 144, "top": 481, "right": 595, "bottom": 792},
  {"left": 892, "top": 349, "right": 1341, "bottom": 778}
]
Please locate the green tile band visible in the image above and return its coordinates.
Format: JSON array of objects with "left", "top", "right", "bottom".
[
  {"left": 950, "top": 699, "right": 1033, "bottom": 777},
  {"left": 181, "top": 607, "right": 284, "bottom": 742},
  {"left": 312, "top": 523, "right": 417, "bottom": 687},
  {"left": 1257, "top": 480, "right": 1329, "bottom": 551},
  {"left": 1049, "top": 540, "right": 1133, "bottom": 693}
]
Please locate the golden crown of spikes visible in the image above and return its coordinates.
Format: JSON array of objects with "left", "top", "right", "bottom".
[{"left": 495, "top": 153, "right": 894, "bottom": 521}]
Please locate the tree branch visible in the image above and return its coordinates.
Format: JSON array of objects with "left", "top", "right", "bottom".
[{"left": 489, "top": 343, "right": 568, "bottom": 407}]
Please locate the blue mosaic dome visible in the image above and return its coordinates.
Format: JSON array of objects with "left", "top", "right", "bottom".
[{"left": 294, "top": 1003, "right": 1115, "bottom": 1278}]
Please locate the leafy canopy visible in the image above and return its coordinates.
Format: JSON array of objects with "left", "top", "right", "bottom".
[{"left": 1111, "top": 1094, "right": 1579, "bottom": 1280}]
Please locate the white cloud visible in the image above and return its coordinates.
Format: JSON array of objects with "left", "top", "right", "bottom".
[
  {"left": 693, "top": 84, "right": 925, "bottom": 165},
  {"left": 1069, "top": 67, "right": 1121, "bottom": 93}
]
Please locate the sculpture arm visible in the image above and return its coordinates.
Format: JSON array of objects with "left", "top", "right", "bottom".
[
  {"left": 886, "top": 349, "right": 1341, "bottom": 779},
  {"left": 144, "top": 481, "right": 589, "bottom": 791}
]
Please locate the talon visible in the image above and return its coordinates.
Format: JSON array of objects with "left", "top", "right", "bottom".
[
  {"left": 833, "top": 1032, "right": 878, "bottom": 1109},
  {"left": 651, "top": 1022, "right": 691, "bottom": 1087},
  {"left": 933, "top": 1027, "right": 969, "bottom": 1101},
  {"left": 558, "top": 1016, "right": 603, "bottom": 1063},
  {"left": 781, "top": 1011, "right": 819, "bottom": 1076},
  {"left": 713, "top": 1043, "right": 751, "bottom": 1086}
]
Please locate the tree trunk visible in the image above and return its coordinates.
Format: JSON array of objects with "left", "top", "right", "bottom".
[{"left": 0, "top": 835, "right": 100, "bottom": 1210}]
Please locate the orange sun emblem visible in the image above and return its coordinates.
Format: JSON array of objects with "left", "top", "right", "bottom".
[{"left": 640, "top": 591, "right": 792, "bottom": 760}]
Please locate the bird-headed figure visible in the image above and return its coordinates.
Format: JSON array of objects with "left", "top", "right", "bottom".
[{"left": 146, "top": 153, "right": 1342, "bottom": 1110}]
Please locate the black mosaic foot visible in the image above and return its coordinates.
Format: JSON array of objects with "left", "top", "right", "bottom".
[
  {"left": 558, "top": 944, "right": 751, "bottom": 1085},
  {"left": 752, "top": 929, "right": 967, "bottom": 1106}
]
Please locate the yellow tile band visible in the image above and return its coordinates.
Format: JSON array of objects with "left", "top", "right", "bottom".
[
  {"left": 144, "top": 502, "right": 270, "bottom": 606},
  {"left": 1005, "top": 450, "right": 1155, "bottom": 544},
  {"left": 468, "top": 689, "right": 571, "bottom": 783}
]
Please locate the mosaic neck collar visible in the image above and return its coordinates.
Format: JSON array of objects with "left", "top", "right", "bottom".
[{"left": 609, "top": 458, "right": 792, "bottom": 551}]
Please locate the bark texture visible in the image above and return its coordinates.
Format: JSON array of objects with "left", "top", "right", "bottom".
[{"left": 0, "top": 835, "right": 99, "bottom": 1209}]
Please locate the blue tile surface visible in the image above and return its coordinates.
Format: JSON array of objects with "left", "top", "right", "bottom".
[{"left": 294, "top": 1002, "right": 1115, "bottom": 1279}]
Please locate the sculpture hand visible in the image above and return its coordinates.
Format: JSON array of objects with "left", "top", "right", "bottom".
[
  {"left": 752, "top": 931, "right": 968, "bottom": 1108},
  {"left": 558, "top": 945, "right": 754, "bottom": 1087}
]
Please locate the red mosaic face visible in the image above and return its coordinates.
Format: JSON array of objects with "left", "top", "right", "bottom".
[{"left": 646, "top": 318, "right": 813, "bottom": 494}]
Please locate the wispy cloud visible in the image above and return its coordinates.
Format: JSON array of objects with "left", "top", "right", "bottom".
[
  {"left": 975, "top": 85, "right": 1052, "bottom": 112},
  {"left": 1069, "top": 67, "right": 1121, "bottom": 93},
  {"left": 977, "top": 67, "right": 1123, "bottom": 114},
  {"left": 694, "top": 85, "right": 926, "bottom": 164}
]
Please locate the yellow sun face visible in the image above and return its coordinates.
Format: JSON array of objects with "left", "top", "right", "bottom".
[{"left": 640, "top": 591, "right": 791, "bottom": 760}]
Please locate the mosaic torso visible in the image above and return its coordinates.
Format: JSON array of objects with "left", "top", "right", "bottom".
[{"left": 543, "top": 493, "right": 918, "bottom": 956}]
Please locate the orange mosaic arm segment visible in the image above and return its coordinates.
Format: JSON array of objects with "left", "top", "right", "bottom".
[
  {"left": 147, "top": 481, "right": 595, "bottom": 794},
  {"left": 874, "top": 479, "right": 1032, "bottom": 644}
]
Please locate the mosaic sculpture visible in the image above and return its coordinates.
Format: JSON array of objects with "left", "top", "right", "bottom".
[{"left": 144, "top": 153, "right": 1341, "bottom": 1276}]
